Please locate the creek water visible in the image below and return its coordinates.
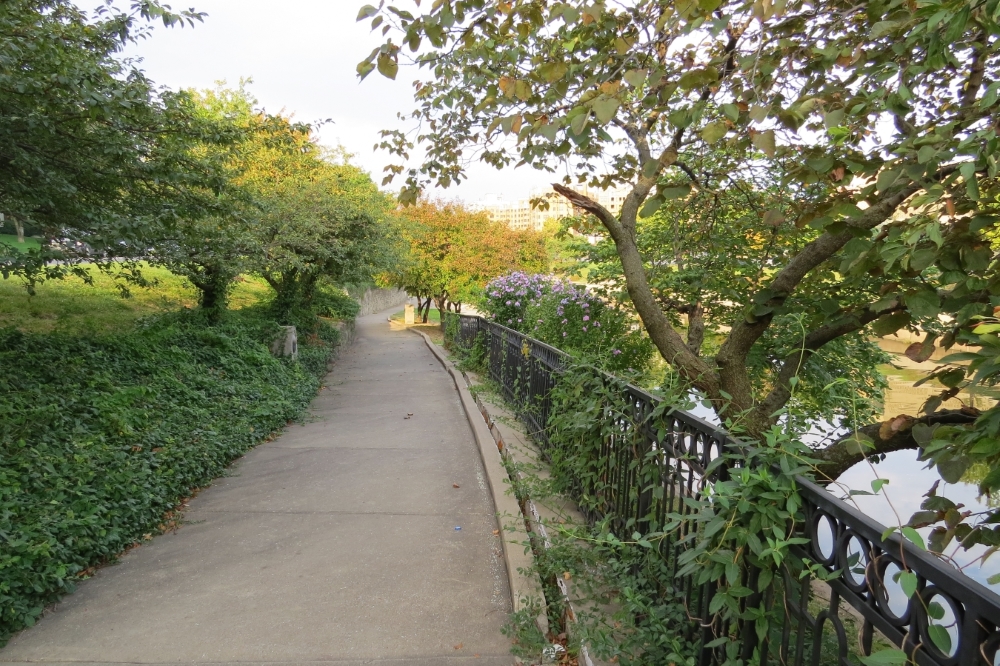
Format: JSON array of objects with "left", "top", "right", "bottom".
[
  {"left": 682, "top": 353, "right": 999, "bottom": 588},
  {"left": 833, "top": 368, "right": 999, "bottom": 589}
]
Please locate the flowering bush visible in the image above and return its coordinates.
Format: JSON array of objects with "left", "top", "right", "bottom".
[
  {"left": 480, "top": 272, "right": 556, "bottom": 328},
  {"left": 480, "top": 272, "right": 652, "bottom": 373}
]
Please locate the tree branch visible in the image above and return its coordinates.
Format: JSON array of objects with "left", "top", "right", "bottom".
[
  {"left": 813, "top": 409, "right": 979, "bottom": 481},
  {"left": 715, "top": 181, "right": 924, "bottom": 423},
  {"left": 552, "top": 182, "right": 721, "bottom": 397},
  {"left": 755, "top": 300, "right": 907, "bottom": 421}
]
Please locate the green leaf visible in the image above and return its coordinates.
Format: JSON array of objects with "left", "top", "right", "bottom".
[
  {"left": 872, "top": 311, "right": 911, "bottom": 337},
  {"left": 928, "top": 624, "right": 952, "bottom": 655},
  {"left": 906, "top": 290, "right": 940, "bottom": 319},
  {"left": 752, "top": 130, "right": 775, "bottom": 157},
  {"left": 623, "top": 69, "right": 647, "bottom": 88},
  {"left": 376, "top": 53, "right": 398, "bottom": 80},
  {"left": 937, "top": 456, "right": 970, "bottom": 483},
  {"left": 901, "top": 526, "right": 926, "bottom": 550},
  {"left": 870, "top": 20, "right": 900, "bottom": 38},
  {"left": 938, "top": 368, "right": 965, "bottom": 388},
  {"left": 824, "top": 109, "right": 845, "bottom": 128},
  {"left": 513, "top": 80, "right": 532, "bottom": 101},
  {"left": 908, "top": 510, "right": 940, "bottom": 528},
  {"left": 860, "top": 649, "right": 907, "bottom": 666},
  {"left": 911, "top": 423, "right": 934, "bottom": 445},
  {"left": 917, "top": 145, "right": 938, "bottom": 164},
  {"left": 678, "top": 67, "right": 719, "bottom": 91},
  {"left": 871, "top": 478, "right": 889, "bottom": 493},
  {"left": 356, "top": 4, "right": 378, "bottom": 20},
  {"left": 721, "top": 103, "right": 740, "bottom": 122},
  {"left": 662, "top": 186, "right": 691, "bottom": 200},
  {"left": 806, "top": 155, "right": 835, "bottom": 173},
  {"left": 898, "top": 570, "right": 918, "bottom": 598},
  {"left": 876, "top": 168, "right": 901, "bottom": 193},
  {"left": 762, "top": 209, "right": 785, "bottom": 227},
  {"left": 536, "top": 62, "right": 568, "bottom": 83},
  {"left": 638, "top": 196, "right": 663, "bottom": 218},
  {"left": 702, "top": 120, "right": 728, "bottom": 144},
  {"left": 592, "top": 97, "right": 621, "bottom": 124},
  {"left": 570, "top": 111, "right": 590, "bottom": 136},
  {"left": 748, "top": 104, "right": 771, "bottom": 125}
]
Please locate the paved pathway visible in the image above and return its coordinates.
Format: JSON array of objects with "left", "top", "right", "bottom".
[{"left": 0, "top": 312, "right": 513, "bottom": 665}]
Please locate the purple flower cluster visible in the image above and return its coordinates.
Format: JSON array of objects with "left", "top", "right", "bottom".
[{"left": 480, "top": 271, "right": 654, "bottom": 374}]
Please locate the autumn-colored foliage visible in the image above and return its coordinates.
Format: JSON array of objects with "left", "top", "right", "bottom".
[{"left": 390, "top": 199, "right": 547, "bottom": 320}]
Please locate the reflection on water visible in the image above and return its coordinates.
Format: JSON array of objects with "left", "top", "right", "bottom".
[
  {"left": 682, "top": 354, "right": 1000, "bottom": 587},
  {"left": 882, "top": 369, "right": 997, "bottom": 417},
  {"left": 834, "top": 359, "right": 1000, "bottom": 588},
  {"left": 835, "top": 450, "right": 1000, "bottom": 588}
]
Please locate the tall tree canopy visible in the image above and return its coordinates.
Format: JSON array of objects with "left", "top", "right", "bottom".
[
  {"left": 0, "top": 0, "right": 224, "bottom": 282},
  {"left": 153, "top": 85, "right": 400, "bottom": 320},
  {"left": 360, "top": 0, "right": 1000, "bottom": 545}
]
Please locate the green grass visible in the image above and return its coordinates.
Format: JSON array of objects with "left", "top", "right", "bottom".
[
  {"left": 0, "top": 234, "right": 41, "bottom": 253},
  {"left": 391, "top": 307, "right": 442, "bottom": 323},
  {"left": 0, "top": 265, "right": 273, "bottom": 335}
]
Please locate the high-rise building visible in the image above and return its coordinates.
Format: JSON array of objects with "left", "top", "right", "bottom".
[{"left": 474, "top": 185, "right": 630, "bottom": 231}]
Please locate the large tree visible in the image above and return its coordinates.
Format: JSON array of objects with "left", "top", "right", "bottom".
[
  {"left": 359, "top": 0, "right": 1000, "bottom": 542},
  {"left": 0, "top": 0, "right": 224, "bottom": 284},
  {"left": 152, "top": 85, "right": 399, "bottom": 321},
  {"left": 358, "top": 0, "right": 1000, "bottom": 452}
]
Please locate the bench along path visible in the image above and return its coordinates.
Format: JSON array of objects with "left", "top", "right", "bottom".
[{"left": 1, "top": 311, "right": 513, "bottom": 666}]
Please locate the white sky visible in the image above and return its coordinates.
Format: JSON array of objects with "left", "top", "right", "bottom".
[{"left": 117, "top": 0, "right": 548, "bottom": 203}]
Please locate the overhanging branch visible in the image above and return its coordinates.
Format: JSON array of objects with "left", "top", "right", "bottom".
[{"left": 813, "top": 409, "right": 979, "bottom": 481}]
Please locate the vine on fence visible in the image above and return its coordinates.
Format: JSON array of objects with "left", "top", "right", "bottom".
[{"left": 446, "top": 314, "right": 979, "bottom": 665}]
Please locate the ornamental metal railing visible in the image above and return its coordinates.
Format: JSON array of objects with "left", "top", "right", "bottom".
[{"left": 443, "top": 312, "right": 1000, "bottom": 666}]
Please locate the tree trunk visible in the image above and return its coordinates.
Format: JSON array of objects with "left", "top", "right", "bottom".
[
  {"left": 192, "top": 265, "right": 231, "bottom": 324},
  {"left": 272, "top": 269, "right": 300, "bottom": 321},
  {"left": 433, "top": 295, "right": 447, "bottom": 319},
  {"left": 813, "top": 409, "right": 978, "bottom": 481},
  {"left": 687, "top": 302, "right": 705, "bottom": 355}
]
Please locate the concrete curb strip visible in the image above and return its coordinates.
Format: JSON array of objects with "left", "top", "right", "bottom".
[
  {"left": 412, "top": 330, "right": 549, "bottom": 638},
  {"left": 466, "top": 386, "right": 600, "bottom": 666}
]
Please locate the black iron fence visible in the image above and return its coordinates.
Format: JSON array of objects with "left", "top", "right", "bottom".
[{"left": 444, "top": 312, "right": 1000, "bottom": 666}]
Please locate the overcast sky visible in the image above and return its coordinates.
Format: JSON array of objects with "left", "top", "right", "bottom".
[{"left": 118, "top": 0, "right": 547, "bottom": 203}]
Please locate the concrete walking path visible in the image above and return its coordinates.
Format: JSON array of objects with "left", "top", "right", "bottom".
[{"left": 0, "top": 312, "right": 513, "bottom": 665}]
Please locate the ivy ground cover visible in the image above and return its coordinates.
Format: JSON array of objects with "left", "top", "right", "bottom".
[{"left": 0, "top": 307, "right": 339, "bottom": 644}]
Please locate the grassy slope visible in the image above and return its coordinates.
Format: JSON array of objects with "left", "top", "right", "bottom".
[
  {"left": 0, "top": 235, "right": 41, "bottom": 253},
  {"left": 0, "top": 265, "right": 272, "bottom": 335},
  {"left": 0, "top": 268, "right": 341, "bottom": 644}
]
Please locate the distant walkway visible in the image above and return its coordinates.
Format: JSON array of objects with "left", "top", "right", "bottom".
[{"left": 1, "top": 312, "right": 513, "bottom": 665}]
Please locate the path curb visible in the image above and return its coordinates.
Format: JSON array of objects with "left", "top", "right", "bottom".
[{"left": 412, "top": 330, "right": 549, "bottom": 639}]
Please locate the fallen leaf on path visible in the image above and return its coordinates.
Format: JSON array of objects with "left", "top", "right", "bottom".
[
  {"left": 454, "top": 643, "right": 463, "bottom": 650},
  {"left": 453, "top": 483, "right": 460, "bottom": 488}
]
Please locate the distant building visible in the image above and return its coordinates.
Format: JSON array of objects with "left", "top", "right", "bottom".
[{"left": 474, "top": 185, "right": 630, "bottom": 231}]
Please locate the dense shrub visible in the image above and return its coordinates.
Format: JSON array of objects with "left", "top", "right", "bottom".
[
  {"left": 480, "top": 272, "right": 652, "bottom": 373},
  {"left": 311, "top": 287, "right": 361, "bottom": 321},
  {"left": 0, "top": 309, "right": 340, "bottom": 644}
]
